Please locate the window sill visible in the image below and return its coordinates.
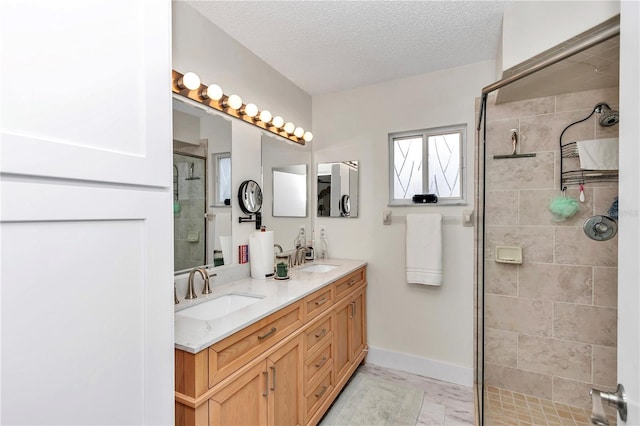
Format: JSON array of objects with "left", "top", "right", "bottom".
[{"left": 387, "top": 200, "right": 468, "bottom": 207}]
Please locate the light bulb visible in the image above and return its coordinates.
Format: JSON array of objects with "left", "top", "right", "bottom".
[
  {"left": 180, "top": 72, "right": 201, "bottom": 90},
  {"left": 283, "top": 122, "right": 295, "bottom": 134},
  {"left": 303, "top": 131, "right": 314, "bottom": 142},
  {"left": 293, "top": 127, "right": 304, "bottom": 138},
  {"left": 244, "top": 103, "right": 258, "bottom": 117},
  {"left": 202, "top": 84, "right": 223, "bottom": 101},
  {"left": 226, "top": 94, "right": 243, "bottom": 110},
  {"left": 259, "top": 110, "right": 272, "bottom": 124},
  {"left": 272, "top": 116, "right": 284, "bottom": 128}
]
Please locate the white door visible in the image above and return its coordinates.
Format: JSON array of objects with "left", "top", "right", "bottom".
[
  {"left": 617, "top": 2, "right": 640, "bottom": 424},
  {"left": 0, "top": 1, "right": 173, "bottom": 424}
]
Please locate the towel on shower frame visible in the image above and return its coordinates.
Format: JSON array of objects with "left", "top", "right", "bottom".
[{"left": 406, "top": 213, "right": 443, "bottom": 286}]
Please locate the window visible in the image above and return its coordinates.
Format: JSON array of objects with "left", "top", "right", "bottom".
[
  {"left": 212, "top": 152, "right": 231, "bottom": 206},
  {"left": 389, "top": 124, "right": 466, "bottom": 205}
]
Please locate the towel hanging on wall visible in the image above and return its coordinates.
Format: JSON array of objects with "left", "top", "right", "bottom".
[
  {"left": 406, "top": 214, "right": 443, "bottom": 286},
  {"left": 576, "top": 138, "right": 619, "bottom": 170}
]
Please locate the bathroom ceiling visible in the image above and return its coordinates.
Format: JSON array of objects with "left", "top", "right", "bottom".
[{"left": 185, "top": 0, "right": 507, "bottom": 95}]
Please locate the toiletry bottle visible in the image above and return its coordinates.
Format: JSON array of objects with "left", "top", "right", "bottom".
[{"left": 306, "top": 238, "right": 315, "bottom": 261}]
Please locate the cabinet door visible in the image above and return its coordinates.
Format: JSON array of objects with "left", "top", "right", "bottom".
[
  {"left": 349, "top": 288, "right": 366, "bottom": 361},
  {"left": 333, "top": 300, "right": 352, "bottom": 383},
  {"left": 209, "top": 362, "right": 268, "bottom": 426},
  {"left": 268, "top": 336, "right": 303, "bottom": 426}
]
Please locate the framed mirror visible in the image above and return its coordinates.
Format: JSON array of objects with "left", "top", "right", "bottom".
[
  {"left": 272, "top": 164, "right": 307, "bottom": 217},
  {"left": 173, "top": 95, "right": 233, "bottom": 272},
  {"left": 261, "top": 133, "right": 312, "bottom": 249},
  {"left": 317, "top": 161, "right": 359, "bottom": 218}
]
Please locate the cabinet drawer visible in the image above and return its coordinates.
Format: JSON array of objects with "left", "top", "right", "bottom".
[
  {"left": 209, "top": 301, "right": 303, "bottom": 386},
  {"left": 304, "top": 315, "right": 332, "bottom": 355},
  {"left": 304, "top": 366, "right": 334, "bottom": 421},
  {"left": 304, "top": 339, "right": 332, "bottom": 385},
  {"left": 334, "top": 267, "right": 366, "bottom": 301},
  {"left": 303, "top": 286, "right": 333, "bottom": 322}
]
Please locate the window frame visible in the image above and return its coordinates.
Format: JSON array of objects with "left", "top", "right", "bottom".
[
  {"left": 212, "top": 152, "right": 232, "bottom": 208},
  {"left": 388, "top": 123, "right": 467, "bottom": 206}
]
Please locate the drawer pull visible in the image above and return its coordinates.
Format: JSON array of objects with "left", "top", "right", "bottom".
[
  {"left": 347, "top": 279, "right": 357, "bottom": 286},
  {"left": 350, "top": 302, "right": 355, "bottom": 318},
  {"left": 315, "top": 385, "right": 328, "bottom": 398},
  {"left": 263, "top": 371, "right": 269, "bottom": 397},
  {"left": 258, "top": 327, "right": 277, "bottom": 340},
  {"left": 314, "top": 328, "right": 327, "bottom": 338},
  {"left": 315, "top": 297, "right": 328, "bottom": 306},
  {"left": 315, "top": 356, "right": 328, "bottom": 368}
]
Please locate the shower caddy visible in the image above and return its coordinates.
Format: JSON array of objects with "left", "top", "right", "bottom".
[{"left": 559, "top": 102, "right": 619, "bottom": 190}]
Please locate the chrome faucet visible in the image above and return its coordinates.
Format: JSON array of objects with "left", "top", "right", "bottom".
[{"left": 185, "top": 267, "right": 216, "bottom": 299}]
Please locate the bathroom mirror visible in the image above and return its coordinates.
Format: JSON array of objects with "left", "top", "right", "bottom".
[
  {"left": 272, "top": 164, "right": 307, "bottom": 217},
  {"left": 317, "top": 161, "right": 359, "bottom": 218},
  {"left": 173, "top": 95, "right": 233, "bottom": 272},
  {"left": 261, "top": 133, "right": 312, "bottom": 248},
  {"left": 238, "top": 180, "right": 263, "bottom": 214}
]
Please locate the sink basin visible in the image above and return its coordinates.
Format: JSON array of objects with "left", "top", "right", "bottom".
[
  {"left": 299, "top": 264, "right": 339, "bottom": 273},
  {"left": 176, "top": 293, "right": 264, "bottom": 321}
]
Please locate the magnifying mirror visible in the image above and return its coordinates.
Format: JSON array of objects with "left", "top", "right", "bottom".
[{"left": 238, "top": 180, "right": 263, "bottom": 214}]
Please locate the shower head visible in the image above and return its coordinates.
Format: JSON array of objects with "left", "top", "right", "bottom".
[{"left": 594, "top": 102, "right": 619, "bottom": 127}]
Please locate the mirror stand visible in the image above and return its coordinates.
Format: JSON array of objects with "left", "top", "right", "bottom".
[{"left": 239, "top": 212, "right": 262, "bottom": 230}]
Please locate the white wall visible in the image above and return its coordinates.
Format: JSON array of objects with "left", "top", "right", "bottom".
[
  {"left": 501, "top": 0, "right": 620, "bottom": 71},
  {"left": 172, "top": 2, "right": 313, "bottom": 266},
  {"left": 312, "top": 61, "right": 495, "bottom": 385}
]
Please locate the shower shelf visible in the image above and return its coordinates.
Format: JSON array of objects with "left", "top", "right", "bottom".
[{"left": 560, "top": 141, "right": 619, "bottom": 189}]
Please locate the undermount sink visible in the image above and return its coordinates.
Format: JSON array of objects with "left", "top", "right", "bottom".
[
  {"left": 176, "top": 293, "right": 264, "bottom": 321},
  {"left": 299, "top": 264, "right": 339, "bottom": 273}
]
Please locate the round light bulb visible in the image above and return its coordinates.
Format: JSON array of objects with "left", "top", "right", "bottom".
[
  {"left": 203, "top": 84, "right": 223, "bottom": 101},
  {"left": 244, "top": 103, "right": 258, "bottom": 117},
  {"left": 283, "top": 122, "right": 295, "bottom": 134},
  {"left": 272, "top": 116, "right": 284, "bottom": 128},
  {"left": 227, "top": 94, "right": 243, "bottom": 110},
  {"left": 180, "top": 72, "right": 201, "bottom": 90},
  {"left": 293, "top": 127, "right": 305, "bottom": 138},
  {"left": 259, "top": 110, "right": 272, "bottom": 124},
  {"left": 303, "top": 131, "right": 314, "bottom": 142}
]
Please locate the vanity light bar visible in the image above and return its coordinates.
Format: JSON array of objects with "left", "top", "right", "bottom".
[{"left": 172, "top": 70, "right": 313, "bottom": 145}]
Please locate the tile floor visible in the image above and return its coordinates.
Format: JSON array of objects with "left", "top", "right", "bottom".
[
  {"left": 357, "top": 363, "right": 475, "bottom": 426},
  {"left": 483, "top": 385, "right": 617, "bottom": 426}
]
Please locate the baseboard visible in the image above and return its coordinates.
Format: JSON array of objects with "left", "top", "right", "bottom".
[{"left": 366, "top": 346, "right": 474, "bottom": 387}]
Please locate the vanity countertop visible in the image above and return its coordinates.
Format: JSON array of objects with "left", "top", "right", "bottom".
[{"left": 174, "top": 258, "right": 367, "bottom": 353}]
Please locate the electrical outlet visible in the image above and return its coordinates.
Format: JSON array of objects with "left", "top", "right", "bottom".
[{"left": 319, "top": 225, "right": 327, "bottom": 239}]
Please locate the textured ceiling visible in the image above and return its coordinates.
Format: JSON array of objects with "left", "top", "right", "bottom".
[{"left": 185, "top": 1, "right": 507, "bottom": 95}]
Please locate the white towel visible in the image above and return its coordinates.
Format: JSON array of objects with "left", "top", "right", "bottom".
[
  {"left": 576, "top": 138, "right": 619, "bottom": 170},
  {"left": 406, "top": 214, "right": 442, "bottom": 286}
]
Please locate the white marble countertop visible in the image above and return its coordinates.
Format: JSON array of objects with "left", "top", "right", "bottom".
[{"left": 174, "top": 258, "right": 367, "bottom": 353}]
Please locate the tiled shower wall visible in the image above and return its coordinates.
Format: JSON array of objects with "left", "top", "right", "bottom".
[{"left": 483, "top": 87, "right": 619, "bottom": 409}]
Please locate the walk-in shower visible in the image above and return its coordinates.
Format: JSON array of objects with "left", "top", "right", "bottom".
[{"left": 476, "top": 18, "right": 621, "bottom": 426}]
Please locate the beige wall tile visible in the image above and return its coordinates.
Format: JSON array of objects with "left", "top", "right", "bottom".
[
  {"left": 593, "top": 187, "right": 618, "bottom": 217},
  {"left": 518, "top": 335, "right": 592, "bottom": 382},
  {"left": 520, "top": 110, "right": 595, "bottom": 153},
  {"left": 486, "top": 295, "right": 552, "bottom": 337},
  {"left": 593, "top": 267, "right": 617, "bottom": 307},
  {"left": 555, "top": 88, "right": 619, "bottom": 112},
  {"left": 485, "top": 363, "right": 552, "bottom": 400},
  {"left": 487, "top": 95, "right": 555, "bottom": 121},
  {"left": 485, "top": 328, "right": 517, "bottom": 367},
  {"left": 519, "top": 188, "right": 593, "bottom": 226},
  {"left": 595, "top": 122, "right": 619, "bottom": 139},
  {"left": 519, "top": 263, "right": 592, "bottom": 304},
  {"left": 486, "top": 190, "right": 519, "bottom": 226},
  {"left": 552, "top": 377, "right": 594, "bottom": 409},
  {"left": 486, "top": 118, "right": 520, "bottom": 156},
  {"left": 485, "top": 261, "right": 518, "bottom": 296},
  {"left": 486, "top": 226, "right": 554, "bottom": 263},
  {"left": 554, "top": 303, "right": 617, "bottom": 346},
  {"left": 593, "top": 345, "right": 617, "bottom": 387},
  {"left": 554, "top": 227, "right": 618, "bottom": 267},
  {"left": 487, "top": 152, "right": 555, "bottom": 191}
]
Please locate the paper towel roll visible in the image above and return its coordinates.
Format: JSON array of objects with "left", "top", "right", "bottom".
[{"left": 249, "top": 231, "right": 274, "bottom": 279}]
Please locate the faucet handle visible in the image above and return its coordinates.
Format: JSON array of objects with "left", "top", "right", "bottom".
[{"left": 198, "top": 268, "right": 215, "bottom": 295}]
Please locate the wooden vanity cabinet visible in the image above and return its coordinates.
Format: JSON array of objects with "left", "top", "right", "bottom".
[{"left": 175, "top": 266, "right": 367, "bottom": 426}]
